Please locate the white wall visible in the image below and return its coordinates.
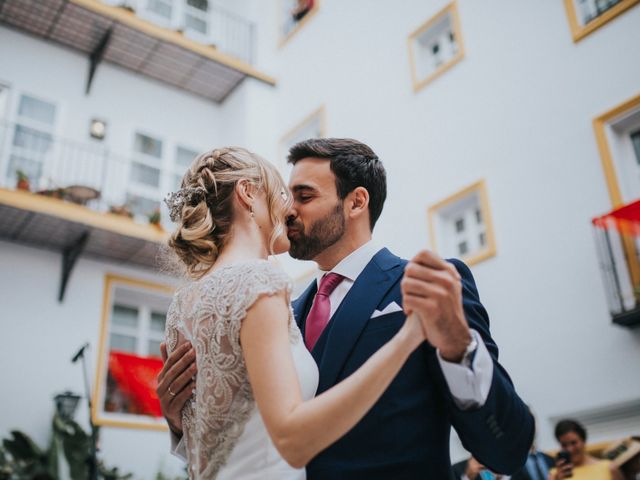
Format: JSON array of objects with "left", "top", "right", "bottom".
[
  {"left": 261, "top": 0, "right": 640, "bottom": 457},
  {"left": 0, "top": 25, "right": 223, "bottom": 201},
  {"left": 2, "top": 0, "right": 640, "bottom": 474},
  {"left": 0, "top": 24, "right": 230, "bottom": 479},
  {"left": 0, "top": 27, "right": 222, "bottom": 150},
  {"left": 0, "top": 241, "right": 185, "bottom": 478}
]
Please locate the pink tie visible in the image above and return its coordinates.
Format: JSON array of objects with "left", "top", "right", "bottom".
[{"left": 305, "top": 273, "right": 344, "bottom": 351}]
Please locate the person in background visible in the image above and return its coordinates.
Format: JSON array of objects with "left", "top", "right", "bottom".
[
  {"left": 510, "top": 411, "right": 555, "bottom": 480},
  {"left": 550, "top": 419, "right": 624, "bottom": 480},
  {"left": 604, "top": 437, "right": 640, "bottom": 480},
  {"left": 453, "top": 456, "right": 507, "bottom": 479}
]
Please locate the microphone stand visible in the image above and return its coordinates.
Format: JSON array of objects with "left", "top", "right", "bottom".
[{"left": 72, "top": 343, "right": 98, "bottom": 480}]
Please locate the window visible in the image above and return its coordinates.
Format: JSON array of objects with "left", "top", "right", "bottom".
[
  {"left": 173, "top": 145, "right": 199, "bottom": 189},
  {"left": 631, "top": 129, "right": 640, "bottom": 165},
  {"left": 145, "top": 0, "right": 173, "bottom": 25},
  {"left": 278, "top": 106, "right": 325, "bottom": 179},
  {"left": 428, "top": 180, "right": 496, "bottom": 266},
  {"left": 184, "top": 0, "right": 209, "bottom": 36},
  {"left": 408, "top": 2, "right": 464, "bottom": 93},
  {"left": 126, "top": 193, "right": 161, "bottom": 218},
  {"left": 6, "top": 94, "right": 57, "bottom": 188},
  {"left": 564, "top": 0, "right": 639, "bottom": 42},
  {"left": 128, "top": 132, "right": 164, "bottom": 219},
  {"left": 93, "top": 274, "right": 174, "bottom": 430},
  {"left": 0, "top": 84, "right": 11, "bottom": 120},
  {"left": 593, "top": 93, "right": 640, "bottom": 206},
  {"left": 279, "top": 0, "right": 319, "bottom": 46},
  {"left": 593, "top": 94, "right": 640, "bottom": 313}
]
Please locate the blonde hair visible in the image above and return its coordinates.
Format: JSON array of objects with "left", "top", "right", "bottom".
[{"left": 168, "top": 147, "right": 291, "bottom": 279}]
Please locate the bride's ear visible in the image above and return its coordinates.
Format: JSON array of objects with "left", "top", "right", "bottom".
[{"left": 235, "top": 179, "right": 255, "bottom": 212}]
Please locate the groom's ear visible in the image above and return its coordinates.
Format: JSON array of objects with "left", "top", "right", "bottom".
[{"left": 347, "top": 187, "right": 370, "bottom": 219}]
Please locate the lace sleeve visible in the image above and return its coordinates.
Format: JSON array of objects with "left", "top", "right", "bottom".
[{"left": 173, "top": 260, "right": 292, "bottom": 479}]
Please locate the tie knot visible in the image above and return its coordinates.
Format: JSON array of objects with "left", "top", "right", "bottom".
[{"left": 317, "top": 273, "right": 344, "bottom": 297}]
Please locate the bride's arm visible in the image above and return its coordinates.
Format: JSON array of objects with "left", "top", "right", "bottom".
[{"left": 240, "top": 291, "right": 424, "bottom": 468}]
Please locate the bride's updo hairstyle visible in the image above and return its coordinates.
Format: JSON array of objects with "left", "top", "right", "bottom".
[{"left": 168, "top": 147, "right": 290, "bottom": 280}]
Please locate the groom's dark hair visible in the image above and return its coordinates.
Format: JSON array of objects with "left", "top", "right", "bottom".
[{"left": 287, "top": 138, "right": 387, "bottom": 231}]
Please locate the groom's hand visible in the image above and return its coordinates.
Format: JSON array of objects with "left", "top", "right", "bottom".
[
  {"left": 157, "top": 342, "right": 196, "bottom": 437},
  {"left": 401, "top": 250, "right": 472, "bottom": 362}
]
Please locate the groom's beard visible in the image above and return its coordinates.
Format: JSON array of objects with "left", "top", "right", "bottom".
[{"left": 288, "top": 203, "right": 345, "bottom": 261}]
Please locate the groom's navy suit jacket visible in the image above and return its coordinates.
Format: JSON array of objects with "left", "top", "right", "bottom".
[{"left": 292, "top": 248, "right": 534, "bottom": 480}]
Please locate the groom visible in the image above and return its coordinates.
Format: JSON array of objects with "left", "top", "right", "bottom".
[{"left": 158, "top": 138, "right": 534, "bottom": 479}]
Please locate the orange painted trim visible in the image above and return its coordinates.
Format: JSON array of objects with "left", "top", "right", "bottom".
[
  {"left": 563, "top": 0, "right": 640, "bottom": 42},
  {"left": 70, "top": 0, "right": 276, "bottom": 86},
  {"left": 0, "top": 188, "right": 169, "bottom": 243},
  {"left": 92, "top": 274, "right": 174, "bottom": 431}
]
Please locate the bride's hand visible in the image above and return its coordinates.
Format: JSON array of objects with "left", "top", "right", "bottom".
[{"left": 398, "top": 312, "right": 427, "bottom": 350}]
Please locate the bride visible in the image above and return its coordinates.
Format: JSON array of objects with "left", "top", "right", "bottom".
[{"left": 163, "top": 147, "right": 426, "bottom": 480}]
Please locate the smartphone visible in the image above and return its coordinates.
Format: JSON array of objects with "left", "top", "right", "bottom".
[{"left": 556, "top": 450, "right": 573, "bottom": 477}]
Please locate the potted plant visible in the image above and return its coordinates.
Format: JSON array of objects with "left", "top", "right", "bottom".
[
  {"left": 37, "top": 187, "right": 66, "bottom": 200},
  {"left": 148, "top": 208, "right": 162, "bottom": 229},
  {"left": 16, "top": 170, "right": 30, "bottom": 191},
  {"left": 109, "top": 204, "right": 134, "bottom": 218}
]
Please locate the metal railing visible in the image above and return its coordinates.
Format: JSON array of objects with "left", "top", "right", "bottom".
[
  {"left": 0, "top": 121, "right": 168, "bottom": 224},
  {"left": 592, "top": 201, "right": 640, "bottom": 325},
  {"left": 116, "top": 0, "right": 255, "bottom": 64}
]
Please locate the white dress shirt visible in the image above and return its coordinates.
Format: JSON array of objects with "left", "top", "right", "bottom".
[{"left": 316, "top": 240, "right": 493, "bottom": 410}]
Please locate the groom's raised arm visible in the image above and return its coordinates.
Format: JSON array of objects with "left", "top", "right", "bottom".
[{"left": 402, "top": 251, "right": 534, "bottom": 474}]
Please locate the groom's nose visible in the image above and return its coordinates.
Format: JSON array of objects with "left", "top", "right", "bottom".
[{"left": 286, "top": 206, "right": 298, "bottom": 225}]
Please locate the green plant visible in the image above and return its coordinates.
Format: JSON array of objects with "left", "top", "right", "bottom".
[
  {"left": 155, "top": 470, "right": 188, "bottom": 480},
  {"left": 15, "top": 170, "right": 29, "bottom": 182},
  {"left": 148, "top": 208, "right": 161, "bottom": 225},
  {"left": 1, "top": 430, "right": 55, "bottom": 479},
  {"left": 0, "top": 415, "right": 132, "bottom": 480},
  {"left": 109, "top": 204, "right": 134, "bottom": 218}
]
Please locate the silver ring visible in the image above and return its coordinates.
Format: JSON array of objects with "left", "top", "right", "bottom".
[{"left": 168, "top": 386, "right": 177, "bottom": 397}]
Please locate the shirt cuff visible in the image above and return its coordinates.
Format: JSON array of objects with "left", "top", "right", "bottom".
[
  {"left": 436, "top": 329, "right": 493, "bottom": 410},
  {"left": 170, "top": 430, "right": 187, "bottom": 461}
]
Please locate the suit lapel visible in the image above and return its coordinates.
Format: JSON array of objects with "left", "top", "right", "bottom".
[
  {"left": 315, "top": 248, "right": 404, "bottom": 393},
  {"left": 292, "top": 280, "right": 317, "bottom": 333}
]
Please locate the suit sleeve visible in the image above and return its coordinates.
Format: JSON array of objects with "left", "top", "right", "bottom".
[{"left": 437, "top": 258, "right": 534, "bottom": 474}]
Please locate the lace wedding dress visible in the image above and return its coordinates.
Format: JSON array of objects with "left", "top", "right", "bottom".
[{"left": 165, "top": 260, "right": 319, "bottom": 480}]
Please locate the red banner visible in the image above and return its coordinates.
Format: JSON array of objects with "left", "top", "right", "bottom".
[
  {"left": 592, "top": 200, "right": 640, "bottom": 236},
  {"left": 108, "top": 351, "right": 163, "bottom": 417}
]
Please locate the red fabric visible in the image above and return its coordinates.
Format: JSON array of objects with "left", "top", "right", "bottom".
[
  {"left": 592, "top": 200, "right": 640, "bottom": 236},
  {"left": 108, "top": 351, "right": 163, "bottom": 417}
]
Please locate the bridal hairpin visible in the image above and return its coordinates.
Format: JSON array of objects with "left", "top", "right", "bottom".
[{"left": 164, "top": 187, "right": 207, "bottom": 222}]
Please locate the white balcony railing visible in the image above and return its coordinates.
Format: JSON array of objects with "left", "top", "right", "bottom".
[
  {"left": 0, "top": 121, "right": 175, "bottom": 226},
  {"left": 110, "top": 0, "right": 255, "bottom": 64}
]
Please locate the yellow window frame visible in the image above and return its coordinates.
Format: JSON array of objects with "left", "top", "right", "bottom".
[
  {"left": 427, "top": 179, "right": 497, "bottom": 266},
  {"left": 407, "top": 1, "right": 465, "bottom": 93},
  {"left": 93, "top": 273, "right": 175, "bottom": 431},
  {"left": 563, "top": 0, "right": 640, "bottom": 42}
]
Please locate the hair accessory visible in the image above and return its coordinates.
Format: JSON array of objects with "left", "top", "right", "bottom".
[{"left": 164, "top": 187, "right": 206, "bottom": 222}]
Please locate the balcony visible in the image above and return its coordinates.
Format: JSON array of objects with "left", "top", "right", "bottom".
[
  {"left": 592, "top": 200, "right": 640, "bottom": 327},
  {"left": 0, "top": 0, "right": 275, "bottom": 103},
  {"left": 0, "top": 121, "right": 174, "bottom": 301}
]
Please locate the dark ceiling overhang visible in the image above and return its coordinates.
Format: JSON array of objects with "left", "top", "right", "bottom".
[{"left": 0, "top": 0, "right": 276, "bottom": 103}]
